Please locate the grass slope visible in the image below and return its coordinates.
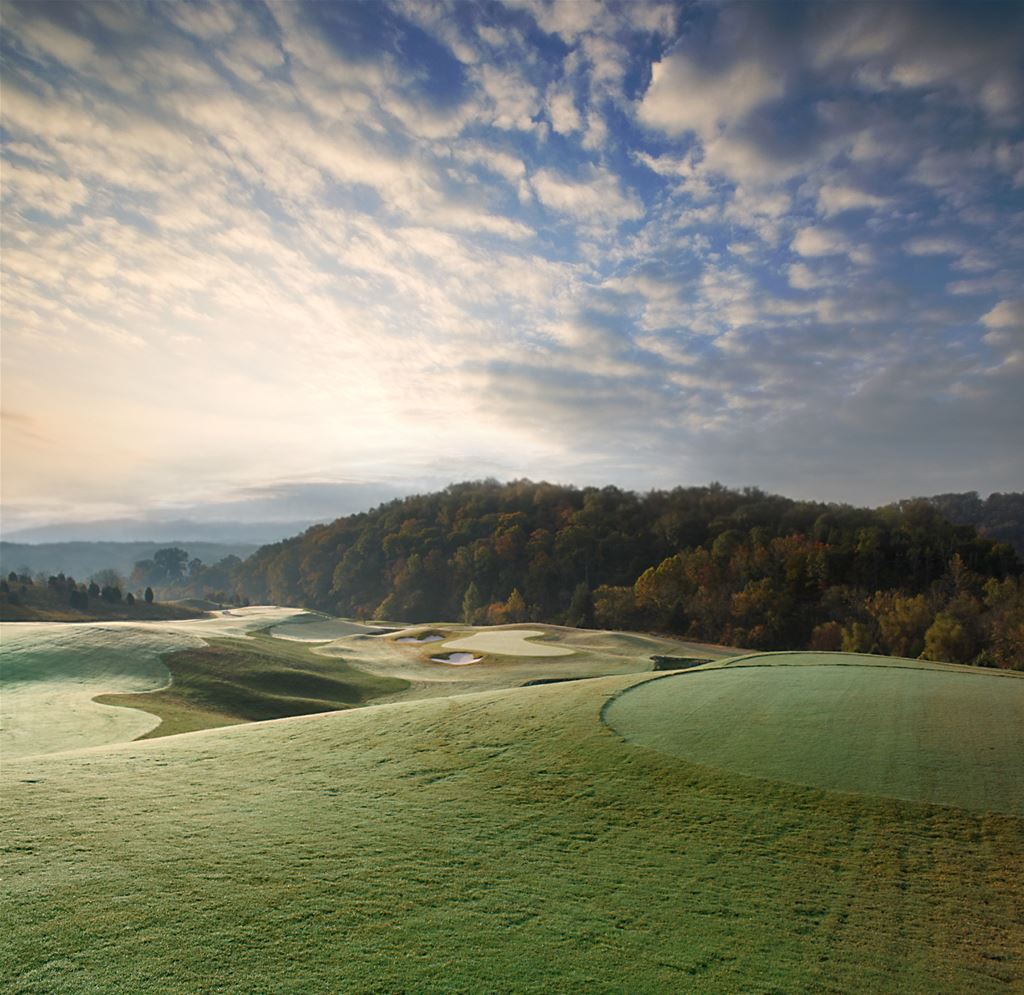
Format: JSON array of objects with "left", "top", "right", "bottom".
[
  {"left": 605, "top": 654, "right": 1024, "bottom": 814},
  {"left": 0, "top": 608, "right": 309, "bottom": 759},
  {"left": 0, "top": 624, "right": 191, "bottom": 760},
  {"left": 2, "top": 668, "right": 1022, "bottom": 993},
  {"left": 97, "top": 633, "right": 409, "bottom": 739}
]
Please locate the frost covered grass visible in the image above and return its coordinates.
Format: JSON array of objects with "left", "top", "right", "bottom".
[
  {"left": 605, "top": 653, "right": 1024, "bottom": 815},
  {"left": 97, "top": 633, "right": 407, "bottom": 739},
  {"left": 266, "top": 613, "right": 391, "bottom": 642},
  {"left": 0, "top": 607, "right": 306, "bottom": 757},
  {"left": 2, "top": 665, "right": 1022, "bottom": 993},
  {"left": 3, "top": 610, "right": 721, "bottom": 758},
  {"left": 442, "top": 627, "right": 575, "bottom": 657}
]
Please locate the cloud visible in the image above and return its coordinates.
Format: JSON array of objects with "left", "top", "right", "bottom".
[
  {"left": 546, "top": 82, "right": 581, "bottom": 134},
  {"left": 1, "top": 0, "right": 1022, "bottom": 524},
  {"left": 787, "top": 263, "right": 823, "bottom": 290},
  {"left": 792, "top": 227, "right": 849, "bottom": 257},
  {"left": 981, "top": 299, "right": 1024, "bottom": 348},
  {"left": 638, "top": 52, "right": 785, "bottom": 140},
  {"left": 531, "top": 166, "right": 643, "bottom": 226},
  {"left": 817, "top": 184, "right": 889, "bottom": 216}
]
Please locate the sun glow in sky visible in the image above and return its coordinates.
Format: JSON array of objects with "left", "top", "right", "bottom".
[{"left": 1, "top": 0, "right": 1022, "bottom": 530}]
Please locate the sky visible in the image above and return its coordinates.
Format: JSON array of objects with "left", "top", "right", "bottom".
[{"left": 2, "top": 0, "right": 1023, "bottom": 533}]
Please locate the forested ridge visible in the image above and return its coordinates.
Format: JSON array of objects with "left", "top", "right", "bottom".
[{"left": 210, "top": 481, "right": 1021, "bottom": 668}]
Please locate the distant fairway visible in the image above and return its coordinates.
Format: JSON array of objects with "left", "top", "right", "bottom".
[
  {"left": 0, "top": 624, "right": 186, "bottom": 759},
  {"left": 604, "top": 654, "right": 1024, "bottom": 814},
  {"left": 0, "top": 607, "right": 306, "bottom": 758},
  {"left": 442, "top": 628, "right": 575, "bottom": 657},
  {"left": 267, "top": 613, "right": 391, "bottom": 641}
]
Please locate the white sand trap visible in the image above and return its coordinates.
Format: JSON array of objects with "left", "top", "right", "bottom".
[
  {"left": 442, "top": 629, "right": 574, "bottom": 658},
  {"left": 396, "top": 635, "right": 444, "bottom": 644},
  {"left": 430, "top": 652, "right": 483, "bottom": 665}
]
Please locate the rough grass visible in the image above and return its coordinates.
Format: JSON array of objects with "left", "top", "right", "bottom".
[
  {"left": 605, "top": 655, "right": 1024, "bottom": 814},
  {"left": 97, "top": 633, "right": 409, "bottom": 739},
  {"left": 2, "top": 672, "right": 1021, "bottom": 993}
]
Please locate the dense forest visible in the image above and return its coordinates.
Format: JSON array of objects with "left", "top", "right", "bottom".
[
  {"left": 923, "top": 491, "right": 1024, "bottom": 555},
  {"left": 175, "top": 480, "right": 1022, "bottom": 669}
]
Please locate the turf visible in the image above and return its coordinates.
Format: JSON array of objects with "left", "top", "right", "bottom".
[
  {"left": 442, "top": 628, "right": 576, "bottom": 656},
  {"left": 2, "top": 673, "right": 1021, "bottom": 993},
  {"left": 96, "top": 633, "right": 409, "bottom": 739},
  {"left": 604, "top": 656, "right": 1024, "bottom": 814},
  {"left": 0, "top": 608, "right": 307, "bottom": 758},
  {"left": 0, "top": 624, "right": 189, "bottom": 759},
  {"left": 267, "top": 613, "right": 391, "bottom": 642}
]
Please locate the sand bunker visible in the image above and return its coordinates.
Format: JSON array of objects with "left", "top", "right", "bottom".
[
  {"left": 442, "top": 629, "right": 574, "bottom": 657},
  {"left": 396, "top": 634, "right": 444, "bottom": 644},
  {"left": 430, "top": 652, "right": 483, "bottom": 666}
]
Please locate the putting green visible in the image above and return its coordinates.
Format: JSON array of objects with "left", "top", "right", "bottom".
[
  {"left": 604, "top": 655, "right": 1024, "bottom": 815},
  {"left": 442, "top": 628, "right": 574, "bottom": 657}
]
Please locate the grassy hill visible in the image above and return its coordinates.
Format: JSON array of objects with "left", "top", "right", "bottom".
[
  {"left": 2, "top": 647, "right": 1021, "bottom": 992},
  {"left": 96, "top": 633, "right": 408, "bottom": 738}
]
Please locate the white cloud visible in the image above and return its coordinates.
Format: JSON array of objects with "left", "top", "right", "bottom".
[
  {"left": 792, "top": 227, "right": 849, "bottom": 258},
  {"left": 531, "top": 166, "right": 643, "bottom": 226},
  {"left": 639, "top": 53, "right": 785, "bottom": 140},
  {"left": 546, "top": 82, "right": 581, "bottom": 134},
  {"left": 817, "top": 184, "right": 889, "bottom": 216},
  {"left": 981, "top": 299, "right": 1024, "bottom": 348},
  {"left": 904, "top": 236, "right": 962, "bottom": 256},
  {"left": 787, "top": 263, "right": 822, "bottom": 290},
  {"left": 474, "top": 65, "right": 540, "bottom": 132}
]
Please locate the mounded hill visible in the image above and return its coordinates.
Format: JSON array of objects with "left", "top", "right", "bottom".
[
  {"left": 200, "top": 480, "right": 1021, "bottom": 666},
  {"left": 3, "top": 654, "right": 1021, "bottom": 992}
]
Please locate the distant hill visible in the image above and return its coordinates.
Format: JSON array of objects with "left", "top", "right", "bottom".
[
  {"left": 2, "top": 518, "right": 317, "bottom": 544},
  {"left": 0, "top": 541, "right": 260, "bottom": 581},
  {"left": 921, "top": 492, "right": 1024, "bottom": 555},
  {"left": 205, "top": 479, "right": 1021, "bottom": 668}
]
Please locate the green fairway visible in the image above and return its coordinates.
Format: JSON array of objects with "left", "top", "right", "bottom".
[
  {"left": 2, "top": 666, "right": 1022, "bottom": 993},
  {"left": 441, "top": 628, "right": 576, "bottom": 656},
  {"left": 267, "top": 613, "right": 392, "bottom": 641},
  {"left": 0, "top": 608, "right": 307, "bottom": 758},
  {"left": 2, "top": 611, "right": 734, "bottom": 758},
  {"left": 604, "top": 654, "right": 1024, "bottom": 814},
  {"left": 96, "top": 633, "right": 408, "bottom": 738},
  {"left": 0, "top": 624, "right": 188, "bottom": 759}
]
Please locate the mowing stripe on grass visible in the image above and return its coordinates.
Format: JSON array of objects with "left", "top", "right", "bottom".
[{"left": 603, "top": 654, "right": 1024, "bottom": 815}]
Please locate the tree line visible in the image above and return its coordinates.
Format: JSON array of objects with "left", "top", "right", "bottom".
[{"left": 172, "top": 480, "right": 1020, "bottom": 668}]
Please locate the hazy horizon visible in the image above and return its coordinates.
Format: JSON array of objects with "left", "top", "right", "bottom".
[{"left": 2, "top": 0, "right": 1022, "bottom": 530}]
